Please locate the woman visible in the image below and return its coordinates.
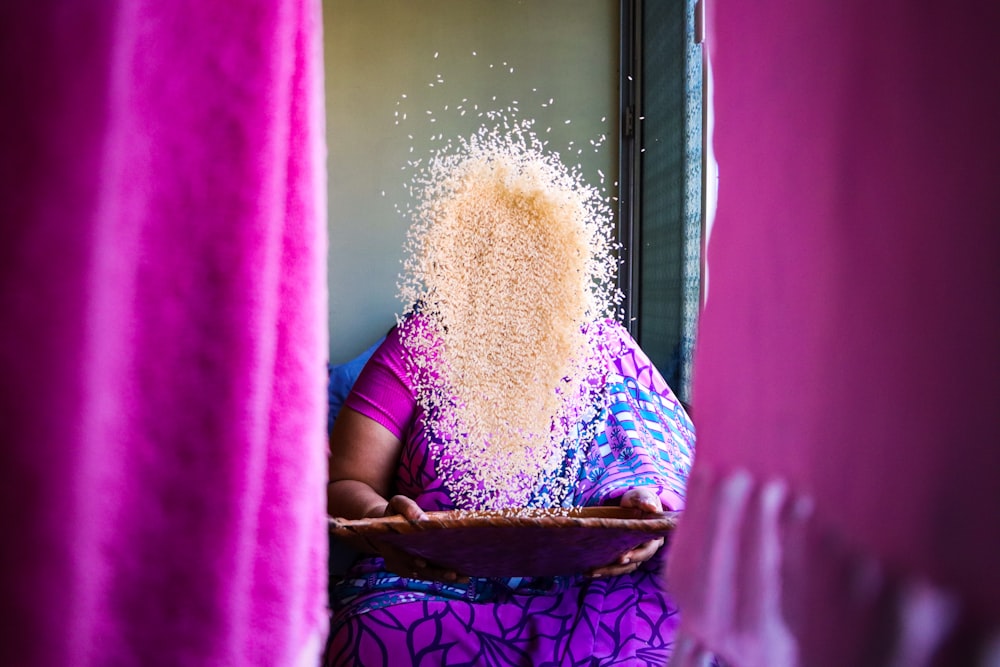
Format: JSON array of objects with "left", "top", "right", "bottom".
[{"left": 325, "top": 125, "right": 695, "bottom": 665}]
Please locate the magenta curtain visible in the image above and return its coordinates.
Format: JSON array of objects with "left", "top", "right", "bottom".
[
  {"left": 667, "top": 2, "right": 1000, "bottom": 666},
  {"left": 0, "top": 2, "right": 328, "bottom": 665}
]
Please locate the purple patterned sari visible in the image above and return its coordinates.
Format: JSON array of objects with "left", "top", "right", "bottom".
[{"left": 327, "top": 320, "right": 695, "bottom": 666}]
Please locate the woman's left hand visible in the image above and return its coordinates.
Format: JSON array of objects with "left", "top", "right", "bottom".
[{"left": 587, "top": 487, "right": 666, "bottom": 578}]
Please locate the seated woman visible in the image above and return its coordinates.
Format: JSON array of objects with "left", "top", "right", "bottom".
[{"left": 325, "top": 125, "right": 695, "bottom": 666}]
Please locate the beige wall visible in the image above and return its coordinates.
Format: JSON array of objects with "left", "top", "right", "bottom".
[{"left": 322, "top": 0, "right": 619, "bottom": 364}]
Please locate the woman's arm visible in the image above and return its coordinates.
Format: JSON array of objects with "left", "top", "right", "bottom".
[
  {"left": 328, "top": 406, "right": 461, "bottom": 581},
  {"left": 327, "top": 406, "right": 407, "bottom": 519}
]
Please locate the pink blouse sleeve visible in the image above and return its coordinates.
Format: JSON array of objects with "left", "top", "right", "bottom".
[{"left": 342, "top": 326, "right": 417, "bottom": 440}]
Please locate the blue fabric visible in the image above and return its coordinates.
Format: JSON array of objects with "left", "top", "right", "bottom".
[{"left": 327, "top": 336, "right": 385, "bottom": 434}]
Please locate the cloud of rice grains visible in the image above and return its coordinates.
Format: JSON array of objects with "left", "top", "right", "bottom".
[{"left": 397, "top": 123, "right": 622, "bottom": 510}]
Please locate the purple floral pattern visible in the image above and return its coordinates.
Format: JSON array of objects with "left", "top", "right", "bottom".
[{"left": 328, "top": 565, "right": 680, "bottom": 666}]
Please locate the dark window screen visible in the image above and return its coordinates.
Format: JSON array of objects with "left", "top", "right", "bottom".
[{"left": 634, "top": 0, "right": 702, "bottom": 401}]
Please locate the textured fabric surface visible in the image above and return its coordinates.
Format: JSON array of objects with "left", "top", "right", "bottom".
[
  {"left": 328, "top": 567, "right": 679, "bottom": 667},
  {"left": 329, "top": 320, "right": 695, "bottom": 665},
  {"left": 667, "top": 1, "right": 1000, "bottom": 665},
  {"left": 0, "top": 2, "right": 329, "bottom": 665},
  {"left": 327, "top": 335, "right": 385, "bottom": 433}
]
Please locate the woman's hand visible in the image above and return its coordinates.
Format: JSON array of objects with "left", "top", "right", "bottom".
[
  {"left": 587, "top": 487, "right": 666, "bottom": 578},
  {"left": 377, "top": 495, "right": 466, "bottom": 583},
  {"left": 379, "top": 494, "right": 428, "bottom": 521}
]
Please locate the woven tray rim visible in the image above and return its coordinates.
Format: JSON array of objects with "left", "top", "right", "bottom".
[
  {"left": 328, "top": 507, "right": 681, "bottom": 577},
  {"left": 329, "top": 506, "right": 680, "bottom": 535}
]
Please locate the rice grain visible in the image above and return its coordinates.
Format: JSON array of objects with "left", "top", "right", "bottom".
[{"left": 397, "top": 122, "right": 620, "bottom": 510}]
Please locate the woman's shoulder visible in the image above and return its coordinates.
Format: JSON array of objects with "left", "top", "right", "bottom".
[{"left": 585, "top": 317, "right": 636, "bottom": 358}]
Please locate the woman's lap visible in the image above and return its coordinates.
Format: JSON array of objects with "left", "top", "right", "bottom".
[{"left": 326, "top": 568, "right": 680, "bottom": 667}]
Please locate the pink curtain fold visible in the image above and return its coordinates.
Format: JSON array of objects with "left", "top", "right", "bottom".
[
  {"left": 667, "top": 2, "right": 1000, "bottom": 666},
  {"left": 1, "top": 2, "right": 329, "bottom": 665}
]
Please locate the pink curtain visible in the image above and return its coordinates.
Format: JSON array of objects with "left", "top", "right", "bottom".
[
  {"left": 667, "top": 2, "right": 1000, "bottom": 666},
  {"left": 0, "top": 2, "right": 328, "bottom": 665}
]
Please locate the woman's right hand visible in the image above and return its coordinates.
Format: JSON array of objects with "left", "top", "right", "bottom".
[
  {"left": 379, "top": 494, "right": 428, "bottom": 521},
  {"left": 377, "top": 495, "right": 466, "bottom": 583}
]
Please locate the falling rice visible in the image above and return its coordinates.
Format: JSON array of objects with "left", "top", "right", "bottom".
[{"left": 397, "top": 121, "right": 621, "bottom": 510}]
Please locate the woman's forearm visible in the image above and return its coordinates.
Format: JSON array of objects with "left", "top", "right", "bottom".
[{"left": 327, "top": 479, "right": 390, "bottom": 519}]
